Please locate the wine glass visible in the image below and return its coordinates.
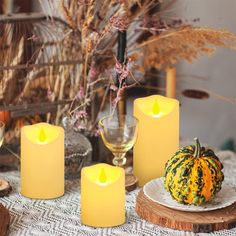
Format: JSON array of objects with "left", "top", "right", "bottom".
[
  {"left": 0, "top": 121, "right": 5, "bottom": 148},
  {"left": 99, "top": 115, "right": 138, "bottom": 167}
]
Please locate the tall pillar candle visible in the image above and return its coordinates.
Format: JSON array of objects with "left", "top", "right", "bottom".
[
  {"left": 166, "top": 67, "right": 177, "bottom": 98},
  {"left": 21, "top": 122, "right": 64, "bottom": 199},
  {"left": 133, "top": 95, "right": 179, "bottom": 186},
  {"left": 81, "top": 163, "right": 125, "bottom": 227}
]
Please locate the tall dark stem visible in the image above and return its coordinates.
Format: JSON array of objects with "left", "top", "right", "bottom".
[
  {"left": 116, "top": 30, "right": 127, "bottom": 117},
  {"left": 117, "top": 31, "right": 127, "bottom": 66}
]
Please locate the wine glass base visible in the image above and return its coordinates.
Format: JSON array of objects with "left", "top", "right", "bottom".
[{"left": 112, "top": 157, "right": 127, "bottom": 167}]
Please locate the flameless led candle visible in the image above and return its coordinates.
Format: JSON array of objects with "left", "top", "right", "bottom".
[
  {"left": 81, "top": 163, "right": 125, "bottom": 227},
  {"left": 21, "top": 122, "right": 64, "bottom": 199},
  {"left": 133, "top": 95, "right": 179, "bottom": 186}
]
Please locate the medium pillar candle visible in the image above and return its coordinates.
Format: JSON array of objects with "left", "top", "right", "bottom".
[
  {"left": 21, "top": 122, "right": 64, "bottom": 199},
  {"left": 81, "top": 163, "right": 125, "bottom": 227},
  {"left": 133, "top": 95, "right": 179, "bottom": 186}
]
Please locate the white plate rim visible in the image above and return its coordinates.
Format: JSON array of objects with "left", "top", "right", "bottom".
[{"left": 143, "top": 177, "right": 236, "bottom": 212}]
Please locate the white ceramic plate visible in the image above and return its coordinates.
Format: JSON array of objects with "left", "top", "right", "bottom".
[{"left": 143, "top": 177, "right": 236, "bottom": 212}]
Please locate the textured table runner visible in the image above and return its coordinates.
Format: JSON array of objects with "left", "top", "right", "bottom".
[{"left": 0, "top": 151, "right": 236, "bottom": 236}]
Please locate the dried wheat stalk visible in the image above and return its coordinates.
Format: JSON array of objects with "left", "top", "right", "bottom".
[
  {"left": 137, "top": 26, "right": 236, "bottom": 69},
  {"left": 1, "top": 0, "right": 236, "bottom": 137}
]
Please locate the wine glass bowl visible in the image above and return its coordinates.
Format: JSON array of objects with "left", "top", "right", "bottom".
[
  {"left": 99, "top": 115, "right": 138, "bottom": 167},
  {"left": 0, "top": 121, "right": 5, "bottom": 148}
]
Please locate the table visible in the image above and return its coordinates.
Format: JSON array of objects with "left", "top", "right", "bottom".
[{"left": 0, "top": 151, "right": 236, "bottom": 236}]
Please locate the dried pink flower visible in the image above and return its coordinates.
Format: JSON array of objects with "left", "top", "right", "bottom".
[
  {"left": 110, "top": 84, "right": 118, "bottom": 91},
  {"left": 109, "top": 15, "right": 129, "bottom": 32},
  {"left": 115, "top": 61, "right": 123, "bottom": 74},
  {"left": 47, "top": 89, "right": 53, "bottom": 98},
  {"left": 76, "top": 87, "right": 85, "bottom": 100},
  {"left": 75, "top": 110, "right": 88, "bottom": 119},
  {"left": 115, "top": 60, "right": 129, "bottom": 81},
  {"left": 75, "top": 123, "right": 86, "bottom": 131},
  {"left": 89, "top": 66, "right": 99, "bottom": 80}
]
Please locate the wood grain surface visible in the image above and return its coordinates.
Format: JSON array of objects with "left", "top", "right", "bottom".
[
  {"left": 136, "top": 190, "right": 236, "bottom": 233},
  {"left": 125, "top": 174, "right": 138, "bottom": 192},
  {"left": 0, "top": 204, "right": 10, "bottom": 236},
  {"left": 0, "top": 179, "right": 12, "bottom": 197}
]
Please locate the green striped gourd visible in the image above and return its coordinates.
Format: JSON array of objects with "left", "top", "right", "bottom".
[{"left": 164, "top": 138, "right": 224, "bottom": 206}]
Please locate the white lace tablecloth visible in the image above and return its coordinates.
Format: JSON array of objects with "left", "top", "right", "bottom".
[{"left": 0, "top": 151, "right": 236, "bottom": 236}]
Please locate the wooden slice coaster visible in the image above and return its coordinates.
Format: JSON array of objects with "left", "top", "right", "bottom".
[
  {"left": 125, "top": 174, "right": 138, "bottom": 192},
  {"left": 136, "top": 190, "right": 236, "bottom": 233},
  {"left": 0, "top": 179, "right": 12, "bottom": 197},
  {"left": 0, "top": 204, "right": 10, "bottom": 236}
]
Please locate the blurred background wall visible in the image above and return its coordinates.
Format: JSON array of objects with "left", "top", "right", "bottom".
[{"left": 176, "top": 0, "right": 236, "bottom": 148}]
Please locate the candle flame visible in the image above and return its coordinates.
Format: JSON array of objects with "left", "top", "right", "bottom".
[
  {"left": 152, "top": 100, "right": 160, "bottom": 115},
  {"left": 38, "top": 127, "right": 46, "bottom": 142},
  {"left": 99, "top": 168, "right": 107, "bottom": 183}
]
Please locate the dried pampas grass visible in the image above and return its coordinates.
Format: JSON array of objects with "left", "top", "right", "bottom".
[{"left": 138, "top": 26, "right": 236, "bottom": 69}]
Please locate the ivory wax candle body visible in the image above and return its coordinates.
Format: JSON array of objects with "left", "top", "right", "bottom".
[
  {"left": 21, "top": 122, "right": 64, "bottom": 199},
  {"left": 81, "top": 163, "right": 125, "bottom": 227},
  {"left": 133, "top": 95, "right": 179, "bottom": 186}
]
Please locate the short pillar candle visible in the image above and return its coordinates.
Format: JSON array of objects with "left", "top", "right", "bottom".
[
  {"left": 81, "top": 163, "right": 125, "bottom": 227},
  {"left": 133, "top": 95, "right": 179, "bottom": 186},
  {"left": 21, "top": 122, "right": 64, "bottom": 199}
]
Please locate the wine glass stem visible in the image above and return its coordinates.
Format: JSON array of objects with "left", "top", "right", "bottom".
[{"left": 112, "top": 153, "right": 126, "bottom": 167}]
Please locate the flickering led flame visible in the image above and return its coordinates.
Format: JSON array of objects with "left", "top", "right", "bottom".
[
  {"left": 38, "top": 128, "right": 46, "bottom": 143},
  {"left": 99, "top": 168, "right": 107, "bottom": 183},
  {"left": 152, "top": 100, "right": 160, "bottom": 115}
]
